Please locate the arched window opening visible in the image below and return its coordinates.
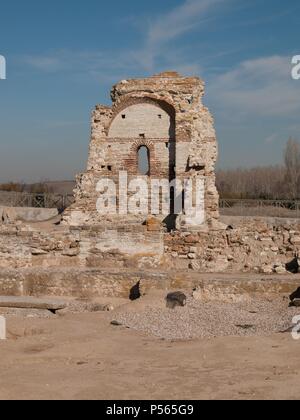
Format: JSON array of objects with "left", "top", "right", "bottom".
[{"left": 138, "top": 146, "right": 150, "bottom": 176}]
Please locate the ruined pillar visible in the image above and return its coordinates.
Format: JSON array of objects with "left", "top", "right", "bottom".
[{"left": 64, "top": 71, "right": 220, "bottom": 231}]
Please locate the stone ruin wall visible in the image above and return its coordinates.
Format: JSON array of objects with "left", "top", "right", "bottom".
[
  {"left": 64, "top": 72, "right": 219, "bottom": 229},
  {"left": 1, "top": 217, "right": 300, "bottom": 276},
  {"left": 0, "top": 72, "right": 299, "bottom": 278}
]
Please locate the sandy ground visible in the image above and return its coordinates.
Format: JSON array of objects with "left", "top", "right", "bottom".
[{"left": 0, "top": 293, "right": 300, "bottom": 400}]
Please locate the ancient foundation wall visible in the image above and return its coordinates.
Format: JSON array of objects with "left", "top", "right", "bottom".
[
  {"left": 0, "top": 268, "right": 299, "bottom": 299},
  {"left": 164, "top": 218, "right": 300, "bottom": 274},
  {"left": 1, "top": 218, "right": 300, "bottom": 276}
]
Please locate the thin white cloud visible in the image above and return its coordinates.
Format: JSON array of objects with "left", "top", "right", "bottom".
[
  {"left": 19, "top": 50, "right": 299, "bottom": 123},
  {"left": 23, "top": 56, "right": 62, "bottom": 72},
  {"left": 19, "top": 50, "right": 138, "bottom": 86},
  {"left": 209, "top": 55, "right": 300, "bottom": 117},
  {"left": 148, "top": 0, "right": 223, "bottom": 44},
  {"left": 19, "top": 0, "right": 227, "bottom": 77},
  {"left": 264, "top": 133, "right": 279, "bottom": 144},
  {"left": 133, "top": 0, "right": 226, "bottom": 70},
  {"left": 21, "top": 50, "right": 131, "bottom": 73}
]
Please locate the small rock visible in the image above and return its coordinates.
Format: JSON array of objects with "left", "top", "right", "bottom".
[
  {"left": 166, "top": 292, "right": 187, "bottom": 309},
  {"left": 290, "top": 287, "right": 300, "bottom": 302},
  {"left": 62, "top": 248, "right": 80, "bottom": 257},
  {"left": 111, "top": 320, "right": 123, "bottom": 326},
  {"left": 260, "top": 265, "right": 273, "bottom": 274},
  {"left": 236, "top": 324, "right": 254, "bottom": 330},
  {"left": 291, "top": 237, "right": 300, "bottom": 246},
  {"left": 274, "top": 265, "right": 286, "bottom": 274},
  {"left": 271, "top": 247, "right": 279, "bottom": 253},
  {"left": 286, "top": 257, "right": 300, "bottom": 274},
  {"left": 31, "top": 248, "right": 48, "bottom": 256},
  {"left": 290, "top": 299, "right": 300, "bottom": 307},
  {"left": 189, "top": 261, "right": 201, "bottom": 271},
  {"left": 88, "top": 303, "right": 114, "bottom": 312},
  {"left": 179, "top": 255, "right": 188, "bottom": 259}
]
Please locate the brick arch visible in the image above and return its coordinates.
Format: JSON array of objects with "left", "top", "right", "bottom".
[
  {"left": 112, "top": 96, "right": 176, "bottom": 119},
  {"left": 124, "top": 139, "right": 159, "bottom": 177},
  {"left": 130, "top": 139, "right": 155, "bottom": 153},
  {"left": 133, "top": 140, "right": 155, "bottom": 176}
]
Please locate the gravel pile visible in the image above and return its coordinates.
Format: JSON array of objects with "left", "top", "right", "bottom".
[
  {"left": 60, "top": 301, "right": 114, "bottom": 314},
  {"left": 112, "top": 297, "right": 300, "bottom": 341}
]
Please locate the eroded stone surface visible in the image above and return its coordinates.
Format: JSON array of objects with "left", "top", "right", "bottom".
[
  {"left": 64, "top": 72, "right": 219, "bottom": 230},
  {"left": 0, "top": 296, "right": 67, "bottom": 310},
  {"left": 0, "top": 216, "right": 300, "bottom": 276}
]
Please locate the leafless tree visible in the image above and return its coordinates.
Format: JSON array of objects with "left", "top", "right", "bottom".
[
  {"left": 284, "top": 138, "right": 300, "bottom": 199},
  {"left": 217, "top": 138, "right": 300, "bottom": 200}
]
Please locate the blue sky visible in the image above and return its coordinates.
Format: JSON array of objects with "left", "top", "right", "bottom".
[{"left": 0, "top": 0, "right": 299, "bottom": 182}]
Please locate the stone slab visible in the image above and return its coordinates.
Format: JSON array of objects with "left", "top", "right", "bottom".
[{"left": 0, "top": 296, "right": 67, "bottom": 310}]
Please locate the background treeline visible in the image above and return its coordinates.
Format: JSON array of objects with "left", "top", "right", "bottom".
[
  {"left": 0, "top": 182, "right": 52, "bottom": 193},
  {"left": 217, "top": 138, "right": 300, "bottom": 200},
  {"left": 1, "top": 139, "right": 300, "bottom": 200},
  {"left": 0, "top": 180, "right": 75, "bottom": 195}
]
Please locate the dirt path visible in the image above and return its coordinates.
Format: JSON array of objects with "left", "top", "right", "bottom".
[{"left": 0, "top": 311, "right": 300, "bottom": 400}]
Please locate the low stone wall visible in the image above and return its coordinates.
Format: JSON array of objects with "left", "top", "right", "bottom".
[
  {"left": 0, "top": 268, "right": 298, "bottom": 299},
  {"left": 164, "top": 218, "right": 300, "bottom": 274},
  {"left": 1, "top": 217, "right": 300, "bottom": 276},
  {"left": 0, "top": 268, "right": 168, "bottom": 298},
  {"left": 0, "top": 207, "right": 58, "bottom": 223},
  {"left": 0, "top": 222, "right": 163, "bottom": 269}
]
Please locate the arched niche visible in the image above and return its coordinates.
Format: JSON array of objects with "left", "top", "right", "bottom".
[
  {"left": 108, "top": 100, "right": 175, "bottom": 139},
  {"left": 137, "top": 145, "right": 150, "bottom": 176}
]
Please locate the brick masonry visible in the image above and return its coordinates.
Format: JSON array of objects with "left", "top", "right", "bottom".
[
  {"left": 1, "top": 217, "right": 300, "bottom": 277},
  {"left": 64, "top": 71, "right": 220, "bottom": 230}
]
